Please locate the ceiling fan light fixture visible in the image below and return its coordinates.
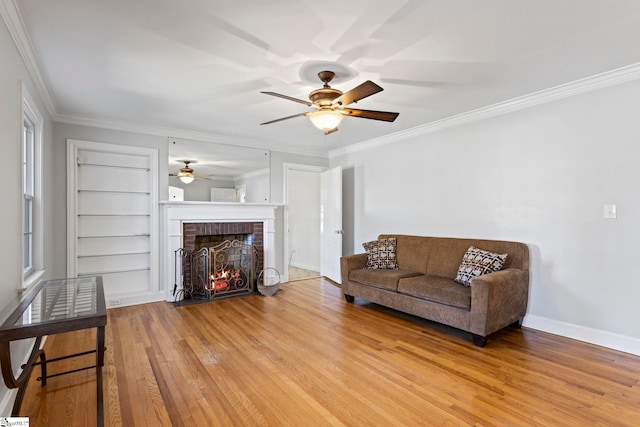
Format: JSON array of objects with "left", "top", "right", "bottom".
[
  {"left": 178, "top": 174, "right": 194, "bottom": 184},
  {"left": 309, "top": 109, "right": 343, "bottom": 133},
  {"left": 261, "top": 71, "right": 398, "bottom": 134}
]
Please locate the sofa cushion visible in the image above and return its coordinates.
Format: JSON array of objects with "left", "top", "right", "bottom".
[
  {"left": 362, "top": 237, "right": 398, "bottom": 269},
  {"left": 349, "top": 268, "right": 423, "bottom": 291},
  {"left": 454, "top": 246, "right": 507, "bottom": 287},
  {"left": 398, "top": 275, "right": 471, "bottom": 309}
]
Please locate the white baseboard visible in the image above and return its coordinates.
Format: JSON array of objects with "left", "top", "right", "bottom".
[
  {"left": 523, "top": 314, "right": 640, "bottom": 356},
  {"left": 289, "top": 262, "right": 320, "bottom": 272},
  {"left": 109, "top": 294, "right": 166, "bottom": 308}
]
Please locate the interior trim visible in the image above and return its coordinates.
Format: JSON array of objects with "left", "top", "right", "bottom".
[
  {"left": 0, "top": 0, "right": 57, "bottom": 117},
  {"left": 329, "top": 61, "right": 640, "bottom": 158},
  {"left": 524, "top": 314, "right": 640, "bottom": 357},
  {"left": 6, "top": 0, "right": 639, "bottom": 160},
  {"left": 56, "top": 113, "right": 328, "bottom": 158}
]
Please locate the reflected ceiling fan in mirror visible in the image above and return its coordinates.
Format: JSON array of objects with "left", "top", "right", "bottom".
[
  {"left": 260, "top": 71, "right": 399, "bottom": 135},
  {"left": 169, "top": 160, "right": 213, "bottom": 184}
]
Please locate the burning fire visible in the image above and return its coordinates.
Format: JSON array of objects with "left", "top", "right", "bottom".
[{"left": 210, "top": 267, "right": 242, "bottom": 291}]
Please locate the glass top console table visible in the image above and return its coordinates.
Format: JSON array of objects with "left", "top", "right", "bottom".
[{"left": 0, "top": 276, "right": 107, "bottom": 426}]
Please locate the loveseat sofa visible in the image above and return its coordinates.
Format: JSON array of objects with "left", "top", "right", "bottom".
[{"left": 340, "top": 234, "right": 529, "bottom": 346}]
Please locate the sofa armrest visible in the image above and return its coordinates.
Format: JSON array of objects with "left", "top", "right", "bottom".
[
  {"left": 340, "top": 253, "right": 368, "bottom": 285},
  {"left": 469, "top": 268, "right": 529, "bottom": 337}
]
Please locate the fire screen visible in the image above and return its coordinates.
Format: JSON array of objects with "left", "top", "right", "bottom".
[{"left": 174, "top": 239, "right": 258, "bottom": 301}]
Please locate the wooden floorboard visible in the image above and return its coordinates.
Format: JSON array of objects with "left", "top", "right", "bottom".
[{"left": 20, "top": 277, "right": 640, "bottom": 426}]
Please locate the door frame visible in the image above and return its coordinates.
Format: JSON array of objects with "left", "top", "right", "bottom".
[{"left": 283, "top": 163, "right": 326, "bottom": 283}]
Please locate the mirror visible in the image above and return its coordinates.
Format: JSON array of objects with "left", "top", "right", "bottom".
[{"left": 168, "top": 138, "right": 270, "bottom": 203}]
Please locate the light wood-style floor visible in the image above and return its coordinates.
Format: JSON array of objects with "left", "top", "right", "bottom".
[{"left": 21, "top": 278, "right": 640, "bottom": 426}]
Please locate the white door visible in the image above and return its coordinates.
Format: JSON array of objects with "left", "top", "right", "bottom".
[{"left": 320, "top": 167, "right": 343, "bottom": 283}]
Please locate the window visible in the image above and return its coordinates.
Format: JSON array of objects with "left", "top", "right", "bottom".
[
  {"left": 23, "top": 117, "right": 34, "bottom": 273},
  {"left": 22, "top": 83, "right": 44, "bottom": 288}
]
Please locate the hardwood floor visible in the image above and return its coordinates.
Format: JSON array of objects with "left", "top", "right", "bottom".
[{"left": 21, "top": 278, "right": 640, "bottom": 426}]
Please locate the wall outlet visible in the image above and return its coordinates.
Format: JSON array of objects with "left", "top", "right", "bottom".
[
  {"left": 110, "top": 299, "right": 121, "bottom": 306},
  {"left": 603, "top": 204, "right": 617, "bottom": 219}
]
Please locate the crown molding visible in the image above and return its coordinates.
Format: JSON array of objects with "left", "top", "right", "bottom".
[
  {"left": 6, "top": 0, "right": 639, "bottom": 161},
  {"left": 55, "top": 112, "right": 329, "bottom": 158},
  {"left": 0, "top": 0, "right": 57, "bottom": 118},
  {"left": 1, "top": 0, "right": 327, "bottom": 159},
  {"left": 329, "top": 62, "right": 640, "bottom": 159}
]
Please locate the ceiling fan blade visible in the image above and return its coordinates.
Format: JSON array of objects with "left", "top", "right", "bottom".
[
  {"left": 260, "top": 112, "right": 310, "bottom": 125},
  {"left": 324, "top": 127, "right": 339, "bottom": 135},
  {"left": 261, "top": 91, "right": 313, "bottom": 106},
  {"left": 333, "top": 81, "right": 383, "bottom": 106},
  {"left": 341, "top": 108, "right": 399, "bottom": 122}
]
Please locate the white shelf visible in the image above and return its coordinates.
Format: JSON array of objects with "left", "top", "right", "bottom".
[
  {"left": 78, "top": 234, "right": 150, "bottom": 239},
  {"left": 77, "top": 267, "right": 151, "bottom": 276},
  {"left": 77, "top": 214, "right": 150, "bottom": 217},
  {"left": 77, "top": 251, "right": 150, "bottom": 259},
  {"left": 77, "top": 161, "right": 150, "bottom": 171},
  {"left": 78, "top": 189, "right": 150, "bottom": 195}
]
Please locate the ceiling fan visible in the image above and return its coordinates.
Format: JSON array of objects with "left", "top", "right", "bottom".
[
  {"left": 169, "top": 161, "right": 213, "bottom": 184},
  {"left": 260, "top": 71, "right": 399, "bottom": 135}
]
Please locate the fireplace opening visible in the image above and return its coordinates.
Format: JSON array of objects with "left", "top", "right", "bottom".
[{"left": 195, "top": 233, "right": 253, "bottom": 251}]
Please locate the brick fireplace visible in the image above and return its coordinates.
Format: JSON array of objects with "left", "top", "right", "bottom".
[{"left": 160, "top": 202, "right": 278, "bottom": 302}]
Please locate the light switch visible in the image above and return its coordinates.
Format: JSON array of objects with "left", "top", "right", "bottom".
[{"left": 603, "top": 204, "right": 617, "bottom": 219}]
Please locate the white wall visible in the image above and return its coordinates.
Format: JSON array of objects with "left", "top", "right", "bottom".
[
  {"left": 287, "top": 169, "right": 321, "bottom": 271},
  {"left": 0, "top": 16, "right": 55, "bottom": 415},
  {"left": 331, "top": 78, "right": 640, "bottom": 355},
  {"left": 236, "top": 169, "right": 270, "bottom": 203}
]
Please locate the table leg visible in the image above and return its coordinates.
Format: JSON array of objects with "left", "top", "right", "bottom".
[
  {"left": 11, "top": 349, "right": 45, "bottom": 416},
  {"left": 39, "top": 350, "right": 47, "bottom": 386},
  {"left": 96, "top": 325, "right": 105, "bottom": 427},
  {"left": 1, "top": 337, "right": 42, "bottom": 417}
]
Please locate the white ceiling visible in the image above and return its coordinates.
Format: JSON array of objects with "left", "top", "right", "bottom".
[{"left": 11, "top": 0, "right": 640, "bottom": 155}]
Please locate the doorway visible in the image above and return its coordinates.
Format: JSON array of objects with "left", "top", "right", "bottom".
[{"left": 284, "top": 164, "right": 324, "bottom": 282}]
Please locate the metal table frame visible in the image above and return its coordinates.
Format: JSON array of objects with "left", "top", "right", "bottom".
[{"left": 0, "top": 276, "right": 106, "bottom": 426}]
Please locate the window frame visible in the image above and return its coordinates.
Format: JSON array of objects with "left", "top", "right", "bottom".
[{"left": 21, "top": 82, "right": 44, "bottom": 289}]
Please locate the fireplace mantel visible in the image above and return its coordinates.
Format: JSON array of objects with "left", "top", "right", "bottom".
[{"left": 160, "top": 201, "right": 280, "bottom": 301}]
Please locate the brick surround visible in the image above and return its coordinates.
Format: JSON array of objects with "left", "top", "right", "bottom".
[
  {"left": 182, "top": 222, "right": 264, "bottom": 283},
  {"left": 182, "top": 222, "right": 263, "bottom": 253}
]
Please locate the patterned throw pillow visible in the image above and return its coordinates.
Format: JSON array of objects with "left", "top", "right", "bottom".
[
  {"left": 362, "top": 237, "right": 398, "bottom": 269},
  {"left": 454, "top": 246, "right": 507, "bottom": 287}
]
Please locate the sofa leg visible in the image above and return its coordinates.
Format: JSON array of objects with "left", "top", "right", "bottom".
[
  {"left": 472, "top": 334, "right": 488, "bottom": 347},
  {"left": 344, "top": 294, "right": 354, "bottom": 303},
  {"left": 510, "top": 318, "right": 523, "bottom": 329}
]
